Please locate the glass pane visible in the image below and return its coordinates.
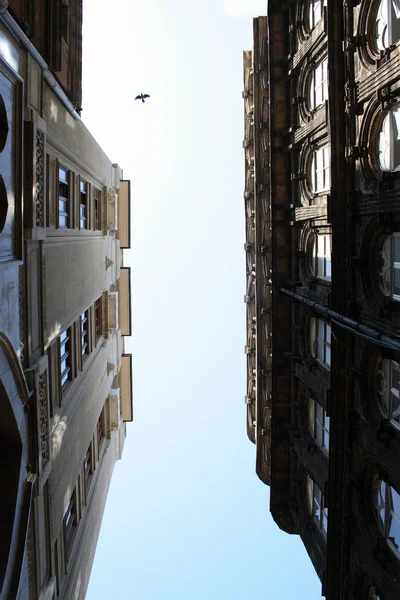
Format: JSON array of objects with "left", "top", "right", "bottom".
[
  {"left": 318, "top": 319, "right": 325, "bottom": 339},
  {"left": 316, "top": 423, "right": 323, "bottom": 445},
  {"left": 325, "top": 324, "right": 331, "bottom": 344},
  {"left": 393, "top": 234, "right": 400, "bottom": 262},
  {"left": 325, "top": 345, "right": 331, "bottom": 366},
  {"left": 389, "top": 512, "right": 400, "bottom": 549},
  {"left": 393, "top": 267, "right": 400, "bottom": 297},
  {"left": 391, "top": 485, "right": 400, "bottom": 516},
  {"left": 317, "top": 339, "right": 324, "bottom": 360},
  {"left": 325, "top": 414, "right": 330, "bottom": 432},
  {"left": 316, "top": 403, "right": 323, "bottom": 422},
  {"left": 324, "top": 430, "right": 329, "bottom": 449}
]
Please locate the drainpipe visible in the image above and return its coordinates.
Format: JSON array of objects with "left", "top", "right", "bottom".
[
  {"left": 279, "top": 286, "right": 400, "bottom": 352},
  {"left": 0, "top": 10, "right": 81, "bottom": 120}
]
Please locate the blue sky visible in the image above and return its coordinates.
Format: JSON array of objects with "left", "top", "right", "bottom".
[{"left": 82, "top": 1, "right": 322, "bottom": 598}]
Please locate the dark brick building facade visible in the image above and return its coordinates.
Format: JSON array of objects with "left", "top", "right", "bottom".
[{"left": 244, "top": 4, "right": 400, "bottom": 599}]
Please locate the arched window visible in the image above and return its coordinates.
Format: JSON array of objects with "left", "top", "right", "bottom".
[
  {"left": 310, "top": 318, "right": 331, "bottom": 368},
  {"left": 376, "top": 359, "right": 400, "bottom": 425},
  {"left": 375, "top": 0, "right": 400, "bottom": 51},
  {"left": 378, "top": 105, "right": 400, "bottom": 172},
  {"left": 312, "top": 232, "right": 331, "bottom": 279},
  {"left": 308, "top": 58, "right": 328, "bottom": 111},
  {"left": 310, "top": 145, "right": 331, "bottom": 193},
  {"left": 308, "top": 0, "right": 327, "bottom": 30},
  {"left": 307, "top": 476, "right": 328, "bottom": 534},
  {"left": 374, "top": 479, "right": 400, "bottom": 553},
  {"left": 378, "top": 234, "right": 400, "bottom": 300},
  {"left": 308, "top": 398, "right": 330, "bottom": 452}
]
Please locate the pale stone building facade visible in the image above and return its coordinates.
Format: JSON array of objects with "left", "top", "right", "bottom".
[{"left": 0, "top": 2, "right": 132, "bottom": 598}]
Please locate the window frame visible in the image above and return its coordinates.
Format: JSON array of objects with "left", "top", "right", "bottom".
[
  {"left": 94, "top": 187, "right": 102, "bottom": 231},
  {"left": 378, "top": 105, "right": 400, "bottom": 173},
  {"left": 63, "top": 488, "right": 78, "bottom": 561},
  {"left": 97, "top": 406, "right": 106, "bottom": 451},
  {"left": 307, "top": 476, "right": 328, "bottom": 535},
  {"left": 58, "top": 165, "right": 70, "bottom": 229},
  {"left": 308, "top": 0, "right": 327, "bottom": 31},
  {"left": 95, "top": 297, "right": 103, "bottom": 343},
  {"left": 308, "top": 58, "right": 328, "bottom": 111},
  {"left": 59, "top": 327, "right": 72, "bottom": 391},
  {"left": 80, "top": 309, "right": 90, "bottom": 363},
  {"left": 376, "top": 358, "right": 400, "bottom": 427},
  {"left": 83, "top": 441, "right": 94, "bottom": 500},
  {"left": 309, "top": 397, "right": 330, "bottom": 453},
  {"left": 311, "top": 318, "right": 332, "bottom": 369},
  {"left": 79, "top": 178, "right": 88, "bottom": 230},
  {"left": 310, "top": 144, "right": 331, "bottom": 194},
  {"left": 312, "top": 231, "right": 332, "bottom": 279},
  {"left": 374, "top": 479, "right": 400, "bottom": 556}
]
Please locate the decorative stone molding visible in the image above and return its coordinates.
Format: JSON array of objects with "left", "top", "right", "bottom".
[
  {"left": 35, "top": 129, "right": 44, "bottom": 227},
  {"left": 38, "top": 370, "right": 49, "bottom": 467}
]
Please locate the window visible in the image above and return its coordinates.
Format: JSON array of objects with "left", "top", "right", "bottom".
[
  {"left": 311, "top": 318, "right": 331, "bottom": 368},
  {"left": 81, "top": 310, "right": 89, "bottom": 359},
  {"left": 378, "top": 105, "right": 400, "bottom": 172},
  {"left": 312, "top": 233, "right": 331, "bottom": 278},
  {"left": 83, "top": 443, "right": 94, "bottom": 498},
  {"left": 376, "top": 359, "right": 400, "bottom": 426},
  {"left": 375, "top": 0, "right": 400, "bottom": 51},
  {"left": 308, "top": 0, "right": 327, "bottom": 30},
  {"left": 63, "top": 489, "right": 77, "bottom": 559},
  {"left": 95, "top": 297, "right": 102, "bottom": 342},
  {"left": 307, "top": 476, "right": 328, "bottom": 534},
  {"left": 378, "top": 234, "right": 400, "bottom": 300},
  {"left": 58, "top": 166, "right": 69, "bottom": 228},
  {"left": 308, "top": 59, "right": 328, "bottom": 111},
  {"left": 79, "top": 180, "right": 87, "bottom": 229},
  {"left": 368, "top": 588, "right": 382, "bottom": 600},
  {"left": 97, "top": 407, "right": 105, "bottom": 450},
  {"left": 60, "top": 328, "right": 71, "bottom": 388},
  {"left": 374, "top": 479, "right": 400, "bottom": 553},
  {"left": 94, "top": 187, "right": 101, "bottom": 230},
  {"left": 309, "top": 398, "right": 330, "bottom": 452},
  {"left": 310, "top": 145, "right": 331, "bottom": 193}
]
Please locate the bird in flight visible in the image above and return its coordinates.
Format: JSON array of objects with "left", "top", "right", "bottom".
[{"left": 135, "top": 93, "right": 151, "bottom": 103}]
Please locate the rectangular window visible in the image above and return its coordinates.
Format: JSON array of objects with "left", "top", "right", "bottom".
[
  {"left": 95, "top": 297, "right": 102, "bottom": 342},
  {"left": 310, "top": 398, "right": 330, "bottom": 452},
  {"left": 97, "top": 407, "right": 105, "bottom": 450},
  {"left": 94, "top": 187, "right": 101, "bottom": 230},
  {"left": 63, "top": 489, "right": 77, "bottom": 559},
  {"left": 314, "top": 233, "right": 331, "bottom": 279},
  {"left": 60, "top": 328, "right": 71, "bottom": 388},
  {"left": 58, "top": 166, "right": 69, "bottom": 228},
  {"left": 83, "top": 443, "right": 94, "bottom": 499},
  {"left": 307, "top": 478, "right": 328, "bottom": 535},
  {"left": 81, "top": 310, "right": 89, "bottom": 358},
  {"left": 315, "top": 319, "right": 331, "bottom": 368},
  {"left": 80, "top": 180, "right": 87, "bottom": 229}
]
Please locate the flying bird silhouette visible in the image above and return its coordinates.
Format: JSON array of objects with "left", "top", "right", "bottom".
[{"left": 135, "top": 93, "right": 151, "bottom": 103}]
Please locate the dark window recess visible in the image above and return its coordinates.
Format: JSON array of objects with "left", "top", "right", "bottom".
[
  {"left": 84, "top": 444, "right": 94, "bottom": 497},
  {"left": 97, "top": 408, "right": 105, "bottom": 449},
  {"left": 94, "top": 188, "right": 101, "bottom": 230},
  {"left": 95, "top": 298, "right": 102, "bottom": 341},
  {"left": 63, "top": 490, "right": 77, "bottom": 559}
]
